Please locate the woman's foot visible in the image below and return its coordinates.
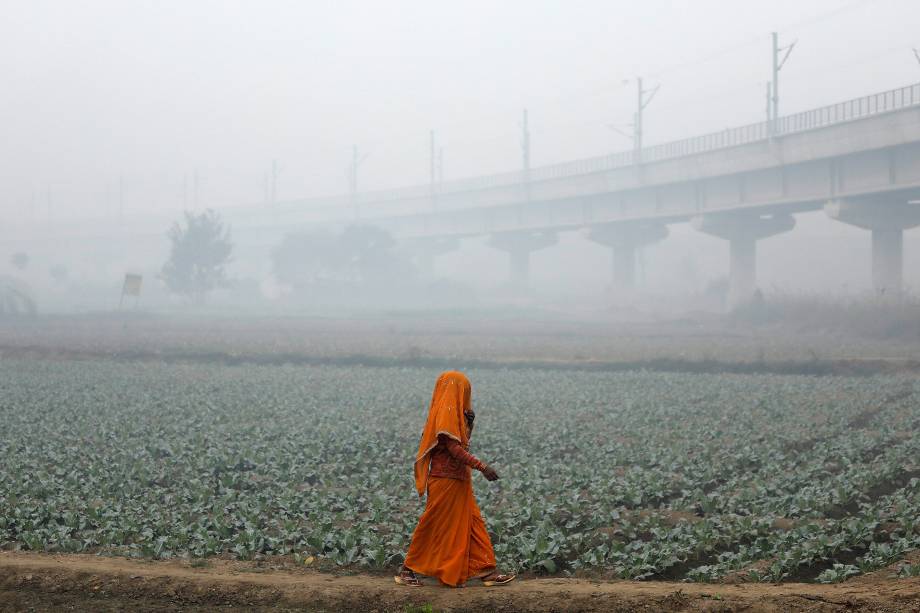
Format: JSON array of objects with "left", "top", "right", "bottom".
[
  {"left": 481, "top": 571, "right": 516, "bottom": 586},
  {"left": 394, "top": 568, "right": 423, "bottom": 587}
]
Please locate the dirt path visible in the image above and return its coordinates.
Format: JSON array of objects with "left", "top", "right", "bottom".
[{"left": 3, "top": 553, "right": 920, "bottom": 612}]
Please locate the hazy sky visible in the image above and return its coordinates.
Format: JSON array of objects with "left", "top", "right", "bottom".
[{"left": 3, "top": 0, "right": 920, "bottom": 221}]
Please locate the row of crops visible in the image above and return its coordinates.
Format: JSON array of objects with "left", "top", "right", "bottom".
[{"left": 1, "top": 358, "right": 919, "bottom": 583}]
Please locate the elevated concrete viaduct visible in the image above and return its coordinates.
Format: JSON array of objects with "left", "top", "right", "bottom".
[
  {"left": 7, "top": 84, "right": 920, "bottom": 308},
  {"left": 337, "top": 83, "right": 920, "bottom": 305}
]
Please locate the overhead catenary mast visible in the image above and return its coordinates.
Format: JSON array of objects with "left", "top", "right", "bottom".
[
  {"left": 521, "top": 108, "right": 531, "bottom": 201},
  {"left": 437, "top": 147, "right": 444, "bottom": 184},
  {"left": 634, "top": 77, "right": 659, "bottom": 163},
  {"left": 193, "top": 169, "right": 200, "bottom": 208},
  {"left": 766, "top": 82, "right": 773, "bottom": 127},
  {"left": 429, "top": 130, "right": 437, "bottom": 209},
  {"left": 521, "top": 109, "right": 531, "bottom": 176},
  {"left": 347, "top": 144, "right": 368, "bottom": 219},
  {"left": 771, "top": 31, "right": 796, "bottom": 125}
]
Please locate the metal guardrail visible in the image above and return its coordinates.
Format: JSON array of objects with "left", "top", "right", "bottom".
[{"left": 286, "top": 82, "right": 920, "bottom": 211}]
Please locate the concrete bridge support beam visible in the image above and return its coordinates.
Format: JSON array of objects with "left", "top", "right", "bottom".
[
  {"left": 487, "top": 231, "right": 557, "bottom": 288},
  {"left": 586, "top": 222, "right": 669, "bottom": 289},
  {"left": 825, "top": 200, "right": 920, "bottom": 296},
  {"left": 692, "top": 212, "right": 796, "bottom": 309}
]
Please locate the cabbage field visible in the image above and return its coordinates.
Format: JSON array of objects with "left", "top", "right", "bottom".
[{"left": 2, "top": 358, "right": 919, "bottom": 584}]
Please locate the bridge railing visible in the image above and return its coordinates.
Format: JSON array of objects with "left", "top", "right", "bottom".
[
  {"left": 281, "top": 82, "right": 920, "bottom": 211},
  {"left": 774, "top": 83, "right": 920, "bottom": 135}
]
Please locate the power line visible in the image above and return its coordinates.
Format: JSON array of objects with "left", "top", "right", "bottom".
[
  {"left": 646, "top": 0, "right": 872, "bottom": 80},
  {"left": 782, "top": 0, "right": 874, "bottom": 33},
  {"left": 782, "top": 42, "right": 915, "bottom": 84},
  {"left": 647, "top": 35, "right": 763, "bottom": 80}
]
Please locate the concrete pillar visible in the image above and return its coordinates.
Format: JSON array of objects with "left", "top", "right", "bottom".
[
  {"left": 407, "top": 236, "right": 460, "bottom": 278},
  {"left": 825, "top": 199, "right": 920, "bottom": 296},
  {"left": 872, "top": 228, "right": 903, "bottom": 294},
  {"left": 692, "top": 211, "right": 795, "bottom": 309},
  {"left": 487, "top": 231, "right": 557, "bottom": 288},
  {"left": 613, "top": 245, "right": 636, "bottom": 288},
  {"left": 728, "top": 236, "right": 757, "bottom": 306},
  {"left": 509, "top": 248, "right": 530, "bottom": 285},
  {"left": 586, "top": 222, "right": 669, "bottom": 289}
]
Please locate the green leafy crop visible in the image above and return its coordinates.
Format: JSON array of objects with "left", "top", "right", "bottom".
[{"left": 1, "top": 359, "right": 918, "bottom": 583}]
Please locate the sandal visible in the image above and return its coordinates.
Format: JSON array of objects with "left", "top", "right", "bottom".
[
  {"left": 394, "top": 569, "right": 423, "bottom": 587},
  {"left": 481, "top": 571, "right": 516, "bottom": 586}
]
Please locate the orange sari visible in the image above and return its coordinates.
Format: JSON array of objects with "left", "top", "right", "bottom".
[{"left": 404, "top": 371, "right": 497, "bottom": 587}]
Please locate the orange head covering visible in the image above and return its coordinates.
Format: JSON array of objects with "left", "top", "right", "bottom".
[{"left": 413, "top": 371, "right": 472, "bottom": 496}]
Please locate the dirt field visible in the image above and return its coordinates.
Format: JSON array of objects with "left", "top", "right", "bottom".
[
  {"left": 2, "top": 313, "right": 918, "bottom": 368},
  {"left": 3, "top": 552, "right": 920, "bottom": 612}
]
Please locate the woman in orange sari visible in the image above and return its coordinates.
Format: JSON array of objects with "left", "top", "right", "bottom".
[{"left": 395, "top": 371, "right": 515, "bottom": 588}]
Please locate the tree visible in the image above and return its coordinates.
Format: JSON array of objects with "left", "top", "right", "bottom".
[
  {"left": 10, "top": 252, "right": 29, "bottom": 271},
  {"left": 49, "top": 264, "right": 69, "bottom": 285},
  {"left": 162, "top": 209, "right": 233, "bottom": 300},
  {"left": 272, "top": 231, "right": 341, "bottom": 288},
  {"left": 0, "top": 277, "right": 36, "bottom": 317},
  {"left": 338, "top": 224, "right": 409, "bottom": 283},
  {"left": 272, "top": 224, "right": 415, "bottom": 289}
]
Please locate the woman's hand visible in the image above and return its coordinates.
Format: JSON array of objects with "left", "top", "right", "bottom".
[{"left": 481, "top": 464, "right": 499, "bottom": 481}]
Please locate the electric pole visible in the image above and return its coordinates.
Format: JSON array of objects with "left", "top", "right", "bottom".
[
  {"left": 521, "top": 108, "right": 531, "bottom": 201},
  {"left": 183, "top": 173, "right": 189, "bottom": 209},
  {"left": 46, "top": 185, "right": 52, "bottom": 222},
  {"left": 349, "top": 145, "right": 359, "bottom": 196},
  {"left": 349, "top": 146, "right": 357, "bottom": 217},
  {"left": 771, "top": 31, "right": 796, "bottom": 124},
  {"left": 913, "top": 48, "right": 920, "bottom": 66},
  {"left": 634, "top": 77, "right": 659, "bottom": 163},
  {"left": 521, "top": 109, "right": 531, "bottom": 176},
  {"left": 271, "top": 159, "right": 278, "bottom": 204},
  {"left": 429, "top": 130, "right": 436, "bottom": 186},
  {"left": 118, "top": 174, "right": 124, "bottom": 223},
  {"left": 429, "top": 130, "right": 436, "bottom": 208},
  {"left": 766, "top": 82, "right": 773, "bottom": 128},
  {"left": 193, "top": 170, "right": 199, "bottom": 208},
  {"left": 437, "top": 147, "right": 444, "bottom": 184},
  {"left": 347, "top": 145, "right": 368, "bottom": 219}
]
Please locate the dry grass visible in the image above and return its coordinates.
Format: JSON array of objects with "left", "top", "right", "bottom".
[{"left": 733, "top": 292, "right": 920, "bottom": 341}]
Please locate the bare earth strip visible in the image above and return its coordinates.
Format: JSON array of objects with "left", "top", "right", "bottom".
[{"left": 3, "top": 553, "right": 920, "bottom": 612}]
